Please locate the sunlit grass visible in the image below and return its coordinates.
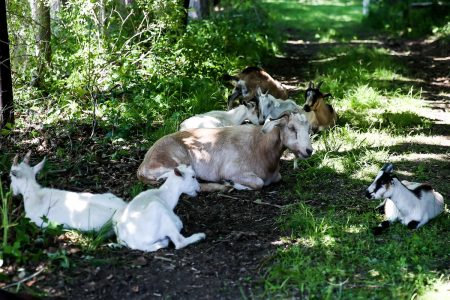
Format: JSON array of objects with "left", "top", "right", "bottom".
[
  {"left": 262, "top": 0, "right": 365, "bottom": 41},
  {"left": 263, "top": 0, "right": 449, "bottom": 298}
]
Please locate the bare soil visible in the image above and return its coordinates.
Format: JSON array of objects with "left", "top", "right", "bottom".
[{"left": 1, "top": 32, "right": 449, "bottom": 300}]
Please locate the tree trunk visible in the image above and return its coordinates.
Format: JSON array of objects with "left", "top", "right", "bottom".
[
  {"left": 0, "top": 0, "right": 14, "bottom": 127},
  {"left": 188, "top": 0, "right": 213, "bottom": 20},
  {"left": 29, "top": 0, "right": 51, "bottom": 87}
]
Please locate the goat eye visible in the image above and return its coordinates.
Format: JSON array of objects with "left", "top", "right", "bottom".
[{"left": 10, "top": 171, "right": 18, "bottom": 177}]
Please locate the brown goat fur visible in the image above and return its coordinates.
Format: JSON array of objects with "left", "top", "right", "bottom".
[
  {"left": 137, "top": 113, "right": 313, "bottom": 191},
  {"left": 226, "top": 66, "right": 289, "bottom": 109},
  {"left": 303, "top": 81, "right": 337, "bottom": 132}
]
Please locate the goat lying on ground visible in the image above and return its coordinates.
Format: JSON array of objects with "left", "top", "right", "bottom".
[
  {"left": 137, "top": 112, "right": 313, "bottom": 191},
  {"left": 114, "top": 165, "right": 205, "bottom": 252},
  {"left": 302, "top": 81, "right": 337, "bottom": 132},
  {"left": 179, "top": 102, "right": 260, "bottom": 130},
  {"left": 365, "top": 163, "right": 444, "bottom": 235},
  {"left": 225, "top": 66, "right": 288, "bottom": 109},
  {"left": 10, "top": 151, "right": 126, "bottom": 231},
  {"left": 256, "top": 88, "right": 301, "bottom": 122}
]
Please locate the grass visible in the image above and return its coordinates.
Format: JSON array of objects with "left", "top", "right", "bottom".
[
  {"left": 263, "top": 0, "right": 367, "bottom": 41},
  {"left": 261, "top": 0, "right": 449, "bottom": 298}
]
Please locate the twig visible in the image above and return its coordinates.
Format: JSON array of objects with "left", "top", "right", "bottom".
[
  {"left": 3, "top": 268, "right": 45, "bottom": 289},
  {"left": 253, "top": 200, "right": 284, "bottom": 209},
  {"left": 153, "top": 255, "right": 172, "bottom": 262},
  {"left": 218, "top": 193, "right": 239, "bottom": 200}
]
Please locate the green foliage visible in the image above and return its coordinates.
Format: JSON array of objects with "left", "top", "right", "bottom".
[
  {"left": 8, "top": 0, "right": 277, "bottom": 143},
  {"left": 364, "top": 0, "right": 450, "bottom": 37}
]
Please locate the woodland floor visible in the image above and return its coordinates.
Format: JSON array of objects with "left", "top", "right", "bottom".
[{"left": 1, "top": 23, "right": 450, "bottom": 300}]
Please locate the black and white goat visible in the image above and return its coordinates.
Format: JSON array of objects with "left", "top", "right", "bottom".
[
  {"left": 365, "top": 163, "right": 444, "bottom": 235},
  {"left": 10, "top": 151, "right": 126, "bottom": 231}
]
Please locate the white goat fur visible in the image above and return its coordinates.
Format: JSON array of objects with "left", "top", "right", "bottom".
[
  {"left": 137, "top": 112, "right": 313, "bottom": 191},
  {"left": 10, "top": 152, "right": 126, "bottom": 231},
  {"left": 114, "top": 165, "right": 205, "bottom": 252},
  {"left": 179, "top": 103, "right": 259, "bottom": 130},
  {"left": 366, "top": 164, "right": 444, "bottom": 230},
  {"left": 256, "top": 89, "right": 301, "bottom": 123}
]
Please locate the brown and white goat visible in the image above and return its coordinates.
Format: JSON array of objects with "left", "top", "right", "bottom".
[
  {"left": 225, "top": 66, "right": 289, "bottom": 109},
  {"left": 303, "top": 81, "right": 337, "bottom": 132},
  {"left": 137, "top": 112, "right": 313, "bottom": 191}
]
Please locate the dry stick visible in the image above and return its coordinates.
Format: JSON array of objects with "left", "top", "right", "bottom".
[
  {"left": 3, "top": 268, "right": 45, "bottom": 289},
  {"left": 219, "top": 193, "right": 285, "bottom": 208},
  {"left": 253, "top": 200, "right": 284, "bottom": 209}
]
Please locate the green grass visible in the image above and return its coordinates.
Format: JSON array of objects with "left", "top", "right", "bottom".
[
  {"left": 263, "top": 0, "right": 367, "bottom": 41},
  {"left": 261, "top": 0, "right": 449, "bottom": 298}
]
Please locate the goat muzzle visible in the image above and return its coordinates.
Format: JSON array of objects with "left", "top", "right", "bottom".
[{"left": 303, "top": 105, "right": 311, "bottom": 112}]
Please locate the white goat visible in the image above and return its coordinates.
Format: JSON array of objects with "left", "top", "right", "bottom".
[
  {"left": 137, "top": 112, "right": 313, "bottom": 192},
  {"left": 365, "top": 163, "right": 444, "bottom": 235},
  {"left": 179, "top": 102, "right": 260, "bottom": 130},
  {"left": 256, "top": 88, "right": 301, "bottom": 123},
  {"left": 10, "top": 151, "right": 126, "bottom": 231},
  {"left": 225, "top": 66, "right": 289, "bottom": 109},
  {"left": 302, "top": 81, "right": 337, "bottom": 133},
  {"left": 114, "top": 165, "right": 205, "bottom": 252}
]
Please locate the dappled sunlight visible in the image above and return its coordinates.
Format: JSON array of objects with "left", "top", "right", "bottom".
[
  {"left": 391, "top": 153, "right": 448, "bottom": 163},
  {"left": 419, "top": 279, "right": 450, "bottom": 300}
]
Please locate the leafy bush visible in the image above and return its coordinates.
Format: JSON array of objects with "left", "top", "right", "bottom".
[{"left": 8, "top": 0, "right": 278, "bottom": 142}]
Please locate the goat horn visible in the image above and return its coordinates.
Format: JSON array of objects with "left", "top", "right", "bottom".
[
  {"left": 317, "top": 81, "right": 324, "bottom": 90},
  {"left": 23, "top": 150, "right": 32, "bottom": 165},
  {"left": 308, "top": 81, "right": 314, "bottom": 89},
  {"left": 13, "top": 154, "right": 19, "bottom": 166}
]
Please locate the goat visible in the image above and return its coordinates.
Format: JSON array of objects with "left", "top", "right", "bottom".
[
  {"left": 114, "top": 165, "right": 205, "bottom": 252},
  {"left": 303, "top": 81, "right": 337, "bottom": 132},
  {"left": 365, "top": 163, "right": 444, "bottom": 235},
  {"left": 179, "top": 102, "right": 260, "bottom": 130},
  {"left": 256, "top": 88, "right": 301, "bottom": 122},
  {"left": 137, "top": 112, "right": 313, "bottom": 192},
  {"left": 9, "top": 151, "right": 126, "bottom": 231},
  {"left": 225, "top": 66, "right": 288, "bottom": 109}
]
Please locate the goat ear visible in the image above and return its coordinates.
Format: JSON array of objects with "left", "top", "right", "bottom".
[
  {"left": 13, "top": 154, "right": 19, "bottom": 166},
  {"left": 261, "top": 119, "right": 279, "bottom": 133},
  {"left": 261, "top": 117, "right": 287, "bottom": 133},
  {"left": 323, "top": 93, "right": 332, "bottom": 98},
  {"left": 382, "top": 163, "right": 394, "bottom": 174},
  {"left": 23, "top": 150, "right": 32, "bottom": 165},
  {"left": 33, "top": 157, "right": 46, "bottom": 175},
  {"left": 174, "top": 167, "right": 183, "bottom": 177},
  {"left": 317, "top": 81, "right": 324, "bottom": 90}
]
